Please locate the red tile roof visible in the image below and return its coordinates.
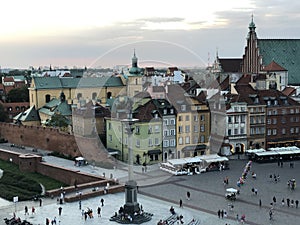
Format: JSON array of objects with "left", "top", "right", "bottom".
[{"left": 262, "top": 60, "right": 287, "bottom": 71}]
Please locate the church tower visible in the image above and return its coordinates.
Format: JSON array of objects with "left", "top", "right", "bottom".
[
  {"left": 126, "top": 50, "right": 143, "bottom": 97},
  {"left": 241, "top": 15, "right": 261, "bottom": 74}
]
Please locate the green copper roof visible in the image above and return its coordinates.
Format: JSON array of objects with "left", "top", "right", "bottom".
[
  {"left": 258, "top": 39, "right": 300, "bottom": 85},
  {"left": 33, "top": 76, "right": 124, "bottom": 89},
  {"left": 14, "top": 106, "right": 40, "bottom": 122}
]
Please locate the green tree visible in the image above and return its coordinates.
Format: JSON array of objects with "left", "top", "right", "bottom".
[
  {"left": 6, "top": 86, "right": 29, "bottom": 102},
  {"left": 46, "top": 114, "right": 69, "bottom": 128},
  {"left": 0, "top": 104, "right": 8, "bottom": 122}
]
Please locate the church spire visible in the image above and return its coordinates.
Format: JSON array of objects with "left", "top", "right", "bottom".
[{"left": 249, "top": 14, "right": 256, "bottom": 32}]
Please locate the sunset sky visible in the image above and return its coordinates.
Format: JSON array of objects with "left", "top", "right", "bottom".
[{"left": 1, "top": 0, "right": 300, "bottom": 69}]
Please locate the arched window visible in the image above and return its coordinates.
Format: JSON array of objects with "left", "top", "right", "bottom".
[
  {"left": 45, "top": 94, "right": 51, "bottom": 103},
  {"left": 15, "top": 106, "right": 20, "bottom": 111},
  {"left": 92, "top": 92, "right": 97, "bottom": 100},
  {"left": 77, "top": 93, "right": 82, "bottom": 100},
  {"left": 107, "top": 92, "right": 112, "bottom": 99}
]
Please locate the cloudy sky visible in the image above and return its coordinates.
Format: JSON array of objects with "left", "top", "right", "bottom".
[{"left": 1, "top": 0, "right": 300, "bottom": 69}]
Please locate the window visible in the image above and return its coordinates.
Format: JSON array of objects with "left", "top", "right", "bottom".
[
  {"left": 250, "top": 128, "right": 255, "bottom": 135},
  {"left": 200, "top": 115, "right": 205, "bottom": 121},
  {"left": 77, "top": 93, "right": 82, "bottom": 100},
  {"left": 290, "top": 108, "right": 295, "bottom": 114},
  {"left": 234, "top": 128, "right": 238, "bottom": 135},
  {"left": 290, "top": 128, "right": 294, "bottom": 134},
  {"left": 267, "top": 119, "right": 271, "bottom": 125},
  {"left": 282, "top": 128, "right": 286, "bottom": 135},
  {"left": 241, "top": 115, "right": 246, "bottom": 123},
  {"left": 185, "top": 136, "right": 190, "bottom": 144},
  {"left": 185, "top": 125, "right": 190, "bottom": 133},
  {"left": 108, "top": 122, "right": 111, "bottom": 130},
  {"left": 234, "top": 115, "right": 239, "bottom": 123},
  {"left": 178, "top": 137, "right": 183, "bottom": 145},
  {"left": 148, "top": 127, "right": 152, "bottom": 134},
  {"left": 163, "top": 140, "right": 169, "bottom": 147},
  {"left": 240, "top": 127, "right": 245, "bottom": 134},
  {"left": 163, "top": 109, "right": 167, "bottom": 115},
  {"left": 273, "top": 118, "right": 277, "bottom": 124},
  {"left": 272, "top": 129, "right": 277, "bottom": 135},
  {"left": 45, "top": 94, "right": 51, "bottom": 103},
  {"left": 170, "top": 139, "right": 175, "bottom": 146},
  {"left": 155, "top": 138, "right": 160, "bottom": 145},
  {"left": 228, "top": 116, "right": 232, "bottom": 123},
  {"left": 170, "top": 119, "right": 175, "bottom": 125},
  {"left": 178, "top": 126, "right": 183, "bottom": 133},
  {"left": 193, "top": 136, "right": 198, "bottom": 144},
  {"left": 194, "top": 125, "right": 199, "bottom": 132},
  {"left": 164, "top": 130, "right": 168, "bottom": 137},
  {"left": 170, "top": 129, "right": 175, "bottom": 136},
  {"left": 250, "top": 117, "right": 255, "bottom": 124},
  {"left": 200, "top": 125, "right": 205, "bottom": 132},
  {"left": 281, "top": 117, "right": 286, "bottom": 124},
  {"left": 194, "top": 115, "right": 198, "bottom": 121},
  {"left": 170, "top": 109, "right": 174, "bottom": 114},
  {"left": 148, "top": 139, "right": 153, "bottom": 147},
  {"left": 92, "top": 92, "right": 97, "bottom": 100},
  {"left": 135, "top": 126, "right": 140, "bottom": 134},
  {"left": 155, "top": 125, "right": 160, "bottom": 133},
  {"left": 200, "top": 135, "right": 205, "bottom": 143},
  {"left": 282, "top": 109, "right": 287, "bottom": 114},
  {"left": 178, "top": 116, "right": 182, "bottom": 121},
  {"left": 296, "top": 127, "right": 299, "bottom": 133},
  {"left": 228, "top": 129, "right": 232, "bottom": 136},
  {"left": 185, "top": 115, "right": 190, "bottom": 121},
  {"left": 163, "top": 119, "right": 168, "bottom": 125},
  {"left": 136, "top": 139, "right": 140, "bottom": 147},
  {"left": 181, "top": 105, "right": 186, "bottom": 111},
  {"left": 267, "top": 129, "right": 272, "bottom": 136},
  {"left": 108, "top": 135, "right": 112, "bottom": 142}
]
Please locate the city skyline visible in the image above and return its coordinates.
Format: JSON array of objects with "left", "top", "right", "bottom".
[{"left": 1, "top": 0, "right": 300, "bottom": 69}]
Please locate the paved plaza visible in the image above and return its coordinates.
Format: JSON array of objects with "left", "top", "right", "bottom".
[{"left": 0, "top": 150, "right": 300, "bottom": 224}]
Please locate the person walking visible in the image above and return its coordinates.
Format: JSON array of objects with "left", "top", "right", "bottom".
[
  {"left": 186, "top": 191, "right": 191, "bottom": 200},
  {"left": 39, "top": 198, "right": 42, "bottom": 207},
  {"left": 221, "top": 209, "right": 224, "bottom": 219},
  {"left": 24, "top": 206, "right": 29, "bottom": 215},
  {"left": 58, "top": 206, "right": 62, "bottom": 216},
  {"left": 217, "top": 209, "right": 221, "bottom": 218},
  {"left": 281, "top": 198, "right": 285, "bottom": 207},
  {"left": 287, "top": 198, "right": 290, "bottom": 207},
  {"left": 295, "top": 200, "right": 299, "bottom": 208},
  {"left": 273, "top": 196, "right": 277, "bottom": 205},
  {"left": 100, "top": 198, "right": 104, "bottom": 207},
  {"left": 259, "top": 199, "right": 262, "bottom": 207},
  {"left": 79, "top": 200, "right": 81, "bottom": 210},
  {"left": 179, "top": 199, "right": 183, "bottom": 208},
  {"left": 97, "top": 206, "right": 101, "bottom": 217}
]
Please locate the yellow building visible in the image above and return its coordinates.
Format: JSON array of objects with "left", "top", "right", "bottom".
[{"left": 29, "top": 76, "right": 125, "bottom": 109}]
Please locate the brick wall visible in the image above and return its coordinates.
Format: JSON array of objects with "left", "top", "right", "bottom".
[{"left": 0, "top": 122, "right": 80, "bottom": 157}]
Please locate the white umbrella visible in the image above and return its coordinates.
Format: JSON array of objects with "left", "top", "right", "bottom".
[{"left": 226, "top": 188, "right": 238, "bottom": 193}]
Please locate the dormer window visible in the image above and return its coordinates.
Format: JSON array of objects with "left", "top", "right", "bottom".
[
  {"left": 170, "top": 108, "right": 174, "bottom": 114},
  {"left": 163, "top": 109, "right": 167, "bottom": 115},
  {"left": 181, "top": 105, "right": 186, "bottom": 111}
]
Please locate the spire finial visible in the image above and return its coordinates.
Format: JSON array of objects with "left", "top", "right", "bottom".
[
  {"left": 251, "top": 13, "right": 254, "bottom": 23},
  {"left": 133, "top": 48, "right": 136, "bottom": 57},
  {"left": 216, "top": 47, "right": 219, "bottom": 58}
]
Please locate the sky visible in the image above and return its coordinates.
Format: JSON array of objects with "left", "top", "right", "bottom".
[{"left": 1, "top": 0, "right": 300, "bottom": 69}]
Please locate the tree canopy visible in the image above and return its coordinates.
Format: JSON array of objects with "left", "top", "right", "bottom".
[{"left": 6, "top": 86, "right": 29, "bottom": 102}]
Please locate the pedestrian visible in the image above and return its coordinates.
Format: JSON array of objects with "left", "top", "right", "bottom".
[
  {"left": 100, "top": 198, "right": 104, "bottom": 207},
  {"left": 186, "top": 191, "right": 191, "bottom": 200},
  {"left": 53, "top": 217, "right": 57, "bottom": 225},
  {"left": 79, "top": 200, "right": 81, "bottom": 210},
  {"left": 236, "top": 214, "right": 239, "bottom": 221},
  {"left": 281, "top": 161, "right": 283, "bottom": 167},
  {"left": 32, "top": 206, "right": 35, "bottom": 215},
  {"left": 221, "top": 209, "right": 224, "bottom": 219},
  {"left": 269, "top": 209, "right": 273, "bottom": 220},
  {"left": 46, "top": 218, "right": 50, "bottom": 225},
  {"left": 39, "top": 198, "right": 42, "bottom": 207},
  {"left": 273, "top": 196, "right": 277, "bottom": 205},
  {"left": 291, "top": 199, "right": 294, "bottom": 208},
  {"left": 287, "top": 198, "right": 290, "bottom": 207},
  {"left": 217, "top": 209, "right": 221, "bottom": 218},
  {"left": 179, "top": 199, "right": 183, "bottom": 208},
  {"left": 24, "top": 206, "right": 29, "bottom": 215},
  {"left": 296, "top": 200, "right": 299, "bottom": 208},
  {"left": 254, "top": 188, "right": 258, "bottom": 195},
  {"left": 97, "top": 206, "right": 101, "bottom": 217},
  {"left": 259, "top": 199, "right": 262, "bottom": 207},
  {"left": 58, "top": 206, "right": 62, "bottom": 216},
  {"left": 281, "top": 198, "right": 285, "bottom": 207}
]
